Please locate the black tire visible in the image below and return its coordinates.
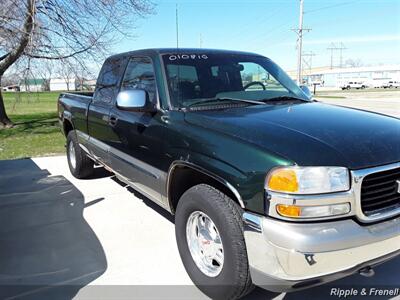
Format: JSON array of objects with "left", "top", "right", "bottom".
[
  {"left": 175, "top": 184, "right": 253, "bottom": 300},
  {"left": 66, "top": 130, "right": 94, "bottom": 179}
]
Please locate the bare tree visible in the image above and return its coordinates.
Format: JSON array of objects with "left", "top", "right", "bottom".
[
  {"left": 34, "top": 60, "right": 54, "bottom": 90},
  {"left": 1, "top": 72, "right": 21, "bottom": 87},
  {"left": 0, "top": 0, "right": 153, "bottom": 128},
  {"left": 57, "top": 61, "right": 76, "bottom": 91}
]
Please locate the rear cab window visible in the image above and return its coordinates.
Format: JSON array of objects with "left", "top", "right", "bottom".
[{"left": 94, "top": 57, "right": 126, "bottom": 104}]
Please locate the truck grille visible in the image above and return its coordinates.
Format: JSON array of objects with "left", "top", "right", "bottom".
[{"left": 361, "top": 167, "right": 400, "bottom": 216}]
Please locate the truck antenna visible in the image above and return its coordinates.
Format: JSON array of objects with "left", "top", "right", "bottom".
[{"left": 175, "top": 3, "right": 179, "bottom": 49}]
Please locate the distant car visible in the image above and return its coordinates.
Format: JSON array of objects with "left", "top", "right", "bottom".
[
  {"left": 341, "top": 81, "right": 366, "bottom": 90},
  {"left": 382, "top": 80, "right": 400, "bottom": 88}
]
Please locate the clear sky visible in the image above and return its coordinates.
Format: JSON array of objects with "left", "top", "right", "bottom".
[{"left": 116, "top": 0, "right": 400, "bottom": 70}]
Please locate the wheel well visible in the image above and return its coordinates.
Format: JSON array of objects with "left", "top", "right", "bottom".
[
  {"left": 63, "top": 119, "right": 73, "bottom": 136},
  {"left": 168, "top": 165, "right": 242, "bottom": 213}
]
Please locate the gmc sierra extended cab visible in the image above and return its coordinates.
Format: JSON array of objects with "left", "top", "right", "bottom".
[{"left": 58, "top": 49, "right": 400, "bottom": 299}]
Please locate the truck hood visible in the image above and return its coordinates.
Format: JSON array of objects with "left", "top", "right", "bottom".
[{"left": 184, "top": 102, "right": 400, "bottom": 169}]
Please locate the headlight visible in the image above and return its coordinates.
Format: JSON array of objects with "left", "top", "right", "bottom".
[{"left": 266, "top": 166, "right": 350, "bottom": 194}]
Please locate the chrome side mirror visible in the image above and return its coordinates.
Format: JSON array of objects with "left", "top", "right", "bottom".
[
  {"left": 300, "top": 85, "right": 313, "bottom": 100},
  {"left": 116, "top": 89, "right": 155, "bottom": 112}
]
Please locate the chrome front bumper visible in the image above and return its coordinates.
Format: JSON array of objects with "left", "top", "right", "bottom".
[{"left": 243, "top": 212, "right": 400, "bottom": 292}]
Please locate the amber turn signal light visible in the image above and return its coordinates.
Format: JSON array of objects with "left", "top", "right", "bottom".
[
  {"left": 267, "top": 169, "right": 299, "bottom": 193},
  {"left": 276, "top": 204, "right": 301, "bottom": 218}
]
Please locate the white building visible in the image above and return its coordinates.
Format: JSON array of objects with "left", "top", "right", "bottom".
[
  {"left": 287, "top": 65, "right": 400, "bottom": 88},
  {"left": 49, "top": 78, "right": 76, "bottom": 91},
  {"left": 20, "top": 79, "right": 47, "bottom": 92}
]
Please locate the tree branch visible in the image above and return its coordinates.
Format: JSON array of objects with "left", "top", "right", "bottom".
[
  {"left": 0, "top": 0, "right": 35, "bottom": 76},
  {"left": 24, "top": 43, "right": 96, "bottom": 60},
  {"left": 0, "top": 53, "right": 9, "bottom": 61}
]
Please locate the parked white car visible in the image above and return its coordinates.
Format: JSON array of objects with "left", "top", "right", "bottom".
[
  {"left": 341, "top": 81, "right": 366, "bottom": 90},
  {"left": 382, "top": 80, "right": 400, "bottom": 88}
]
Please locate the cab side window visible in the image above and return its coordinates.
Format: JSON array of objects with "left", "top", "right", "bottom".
[
  {"left": 94, "top": 57, "right": 125, "bottom": 103},
  {"left": 121, "top": 57, "right": 157, "bottom": 104}
]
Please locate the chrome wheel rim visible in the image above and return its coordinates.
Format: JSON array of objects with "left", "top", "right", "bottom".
[
  {"left": 186, "top": 211, "right": 224, "bottom": 277},
  {"left": 69, "top": 141, "right": 76, "bottom": 170}
]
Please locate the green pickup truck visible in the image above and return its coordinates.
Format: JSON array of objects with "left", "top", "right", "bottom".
[{"left": 58, "top": 48, "right": 400, "bottom": 299}]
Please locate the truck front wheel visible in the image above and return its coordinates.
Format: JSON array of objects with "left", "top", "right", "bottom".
[
  {"left": 175, "top": 184, "right": 253, "bottom": 299},
  {"left": 66, "top": 130, "right": 94, "bottom": 179}
]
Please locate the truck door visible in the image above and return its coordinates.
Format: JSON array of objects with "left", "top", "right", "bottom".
[
  {"left": 87, "top": 57, "right": 126, "bottom": 167},
  {"left": 108, "top": 56, "right": 166, "bottom": 204}
]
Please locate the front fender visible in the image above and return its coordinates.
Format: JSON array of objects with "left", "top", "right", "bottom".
[
  {"left": 167, "top": 159, "right": 246, "bottom": 209},
  {"left": 167, "top": 146, "right": 293, "bottom": 214}
]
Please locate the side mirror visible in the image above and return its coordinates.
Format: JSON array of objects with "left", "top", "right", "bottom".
[
  {"left": 300, "top": 85, "right": 313, "bottom": 100},
  {"left": 116, "top": 89, "right": 156, "bottom": 112}
]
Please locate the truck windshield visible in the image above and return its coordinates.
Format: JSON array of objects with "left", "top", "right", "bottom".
[{"left": 162, "top": 53, "right": 309, "bottom": 108}]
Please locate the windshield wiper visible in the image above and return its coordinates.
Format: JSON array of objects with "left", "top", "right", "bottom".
[
  {"left": 263, "top": 95, "right": 308, "bottom": 102},
  {"left": 187, "top": 97, "right": 265, "bottom": 108}
]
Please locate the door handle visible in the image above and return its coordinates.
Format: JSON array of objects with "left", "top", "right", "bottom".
[
  {"left": 109, "top": 115, "right": 118, "bottom": 126},
  {"left": 161, "top": 115, "right": 170, "bottom": 123}
]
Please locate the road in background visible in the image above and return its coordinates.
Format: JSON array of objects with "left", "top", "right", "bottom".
[{"left": 315, "top": 90, "right": 400, "bottom": 118}]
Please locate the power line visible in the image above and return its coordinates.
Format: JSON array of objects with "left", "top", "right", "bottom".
[
  {"left": 305, "top": 0, "right": 361, "bottom": 14},
  {"left": 225, "top": 8, "right": 292, "bottom": 47}
]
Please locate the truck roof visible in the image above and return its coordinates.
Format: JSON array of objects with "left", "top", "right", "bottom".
[{"left": 107, "top": 48, "right": 264, "bottom": 60}]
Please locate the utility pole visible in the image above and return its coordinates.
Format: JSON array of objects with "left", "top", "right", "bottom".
[
  {"left": 302, "top": 51, "right": 316, "bottom": 79},
  {"left": 292, "top": 0, "right": 311, "bottom": 85},
  {"left": 296, "top": 0, "right": 304, "bottom": 85},
  {"left": 199, "top": 33, "right": 203, "bottom": 48},
  {"left": 327, "top": 42, "right": 347, "bottom": 68},
  {"left": 338, "top": 42, "right": 347, "bottom": 68},
  {"left": 327, "top": 43, "right": 335, "bottom": 69}
]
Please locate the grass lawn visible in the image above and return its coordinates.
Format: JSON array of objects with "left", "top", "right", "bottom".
[{"left": 0, "top": 91, "right": 65, "bottom": 160}]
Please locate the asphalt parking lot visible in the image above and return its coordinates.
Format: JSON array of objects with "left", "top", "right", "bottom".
[{"left": 0, "top": 92, "right": 399, "bottom": 300}]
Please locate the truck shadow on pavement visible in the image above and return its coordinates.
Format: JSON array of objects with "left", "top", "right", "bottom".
[
  {"left": 0, "top": 159, "right": 107, "bottom": 300},
  {"left": 111, "top": 176, "right": 175, "bottom": 224}
]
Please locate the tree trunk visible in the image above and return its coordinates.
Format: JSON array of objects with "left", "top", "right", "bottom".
[
  {"left": 0, "top": 77, "right": 13, "bottom": 128},
  {"left": 0, "top": 0, "right": 35, "bottom": 128}
]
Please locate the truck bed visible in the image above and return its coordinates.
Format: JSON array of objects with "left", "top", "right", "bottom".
[{"left": 58, "top": 92, "right": 94, "bottom": 136}]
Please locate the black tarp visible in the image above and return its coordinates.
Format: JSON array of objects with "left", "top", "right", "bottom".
[{"left": 0, "top": 159, "right": 107, "bottom": 300}]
